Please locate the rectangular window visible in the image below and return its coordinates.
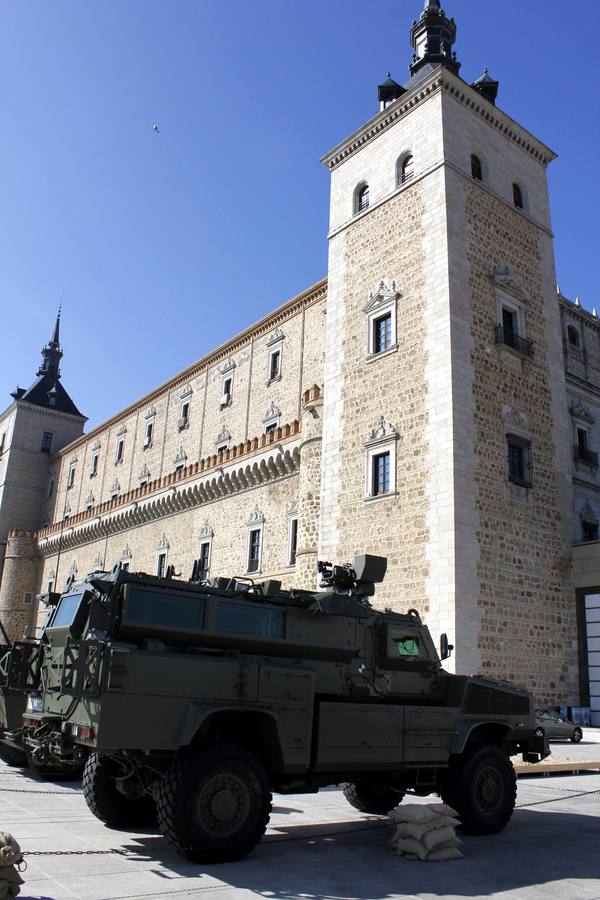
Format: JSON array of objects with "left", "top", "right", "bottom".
[
  {"left": 507, "top": 438, "right": 532, "bottom": 488},
  {"left": 47, "top": 479, "right": 54, "bottom": 499},
  {"left": 156, "top": 552, "right": 167, "bottom": 579},
  {"left": 216, "top": 442, "right": 228, "bottom": 455},
  {"left": 583, "top": 522, "right": 599, "bottom": 542},
  {"left": 372, "top": 452, "right": 391, "bottom": 496},
  {"left": 221, "top": 377, "right": 233, "bottom": 407},
  {"left": 578, "top": 428, "right": 589, "bottom": 452},
  {"left": 265, "top": 422, "right": 278, "bottom": 435},
  {"left": 115, "top": 438, "right": 124, "bottom": 464},
  {"left": 502, "top": 307, "right": 517, "bottom": 337},
  {"left": 179, "top": 402, "right": 190, "bottom": 430},
  {"left": 175, "top": 462, "right": 185, "bottom": 473},
  {"left": 90, "top": 452, "right": 99, "bottom": 477},
  {"left": 24, "top": 593, "right": 33, "bottom": 605},
  {"left": 121, "top": 562, "right": 130, "bottom": 573},
  {"left": 198, "top": 540, "right": 211, "bottom": 578},
  {"left": 41, "top": 432, "right": 53, "bottom": 454},
  {"left": 247, "top": 527, "right": 262, "bottom": 573},
  {"left": 144, "top": 421, "right": 154, "bottom": 448},
  {"left": 374, "top": 313, "right": 392, "bottom": 354},
  {"left": 269, "top": 349, "right": 281, "bottom": 382},
  {"left": 288, "top": 517, "right": 298, "bottom": 566},
  {"left": 111, "top": 491, "right": 118, "bottom": 501},
  {"left": 67, "top": 464, "right": 76, "bottom": 489}
]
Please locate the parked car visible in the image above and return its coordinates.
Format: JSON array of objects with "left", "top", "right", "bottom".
[{"left": 535, "top": 708, "right": 583, "bottom": 742}]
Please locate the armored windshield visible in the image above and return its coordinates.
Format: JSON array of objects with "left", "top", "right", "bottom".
[
  {"left": 216, "top": 601, "right": 285, "bottom": 638},
  {"left": 50, "top": 593, "right": 84, "bottom": 629}
]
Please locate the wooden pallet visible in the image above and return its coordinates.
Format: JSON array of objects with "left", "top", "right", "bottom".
[{"left": 514, "top": 759, "right": 600, "bottom": 777}]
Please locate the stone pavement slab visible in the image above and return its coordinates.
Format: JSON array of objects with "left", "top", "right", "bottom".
[{"left": 0, "top": 761, "right": 597, "bottom": 900}]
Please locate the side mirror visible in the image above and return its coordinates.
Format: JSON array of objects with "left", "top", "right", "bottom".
[{"left": 440, "top": 633, "right": 454, "bottom": 661}]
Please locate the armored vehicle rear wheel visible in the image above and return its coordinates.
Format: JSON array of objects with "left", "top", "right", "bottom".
[
  {"left": 440, "top": 743, "right": 516, "bottom": 835},
  {"left": 156, "top": 743, "right": 272, "bottom": 863},
  {"left": 0, "top": 743, "right": 26, "bottom": 768},
  {"left": 342, "top": 782, "right": 405, "bottom": 815},
  {"left": 82, "top": 753, "right": 157, "bottom": 828}
]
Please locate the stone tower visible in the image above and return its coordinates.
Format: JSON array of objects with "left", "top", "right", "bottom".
[
  {"left": 319, "top": 1, "right": 576, "bottom": 703},
  {"left": 0, "top": 313, "right": 86, "bottom": 637}
]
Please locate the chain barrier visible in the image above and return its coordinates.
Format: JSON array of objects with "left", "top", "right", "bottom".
[
  {"left": 516, "top": 787, "right": 600, "bottom": 808},
  {"left": 23, "top": 849, "right": 130, "bottom": 857},
  {"left": 0, "top": 787, "right": 82, "bottom": 795}
]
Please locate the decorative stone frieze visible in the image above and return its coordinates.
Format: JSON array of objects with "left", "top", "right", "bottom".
[
  {"left": 364, "top": 416, "right": 398, "bottom": 447},
  {"left": 157, "top": 534, "right": 169, "bottom": 551}
]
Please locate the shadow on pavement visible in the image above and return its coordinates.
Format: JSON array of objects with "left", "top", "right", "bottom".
[{"left": 114, "top": 806, "right": 600, "bottom": 899}]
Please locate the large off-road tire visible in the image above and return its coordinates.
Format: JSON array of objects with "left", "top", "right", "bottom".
[
  {"left": 534, "top": 727, "right": 545, "bottom": 738},
  {"left": 82, "top": 753, "right": 156, "bottom": 828},
  {"left": 156, "top": 743, "right": 272, "bottom": 863},
  {"left": 342, "top": 782, "right": 405, "bottom": 815},
  {"left": 0, "top": 742, "right": 27, "bottom": 768},
  {"left": 440, "top": 743, "right": 517, "bottom": 835},
  {"left": 571, "top": 727, "right": 583, "bottom": 743}
]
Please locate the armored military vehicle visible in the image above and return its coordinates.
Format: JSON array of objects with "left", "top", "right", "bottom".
[
  {"left": 35, "top": 556, "right": 547, "bottom": 863},
  {"left": 0, "top": 599, "right": 87, "bottom": 776}
]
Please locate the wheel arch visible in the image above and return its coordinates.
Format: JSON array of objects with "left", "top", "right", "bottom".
[
  {"left": 185, "top": 707, "right": 284, "bottom": 774},
  {"left": 450, "top": 721, "right": 513, "bottom": 755}
]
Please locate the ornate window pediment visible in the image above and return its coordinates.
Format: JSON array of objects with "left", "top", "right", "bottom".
[
  {"left": 216, "top": 427, "right": 231, "bottom": 447},
  {"left": 93, "top": 555, "right": 104, "bottom": 570},
  {"left": 571, "top": 402, "right": 595, "bottom": 424},
  {"left": 490, "top": 264, "right": 530, "bottom": 302},
  {"left": 247, "top": 506, "right": 265, "bottom": 525},
  {"left": 85, "top": 491, "right": 94, "bottom": 506},
  {"left": 197, "top": 519, "right": 214, "bottom": 539},
  {"left": 145, "top": 407, "right": 157, "bottom": 420},
  {"left": 117, "top": 424, "right": 127, "bottom": 437},
  {"left": 179, "top": 385, "right": 193, "bottom": 400},
  {"left": 267, "top": 327, "right": 285, "bottom": 347},
  {"left": 157, "top": 534, "right": 169, "bottom": 551},
  {"left": 362, "top": 280, "right": 400, "bottom": 315},
  {"left": 91, "top": 440, "right": 101, "bottom": 452},
  {"left": 111, "top": 479, "right": 120, "bottom": 494},
  {"left": 364, "top": 415, "right": 398, "bottom": 447},
  {"left": 121, "top": 545, "right": 132, "bottom": 561},
  {"left": 502, "top": 405, "right": 531, "bottom": 439},
  {"left": 218, "top": 358, "right": 236, "bottom": 376},
  {"left": 263, "top": 403, "right": 281, "bottom": 424},
  {"left": 174, "top": 447, "right": 187, "bottom": 466},
  {"left": 139, "top": 465, "right": 150, "bottom": 482},
  {"left": 68, "top": 561, "right": 77, "bottom": 577}
]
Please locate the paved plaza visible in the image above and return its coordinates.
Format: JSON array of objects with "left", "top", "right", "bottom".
[{"left": 3, "top": 734, "right": 599, "bottom": 900}]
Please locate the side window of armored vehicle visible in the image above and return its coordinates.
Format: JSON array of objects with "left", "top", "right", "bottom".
[
  {"left": 121, "top": 585, "right": 206, "bottom": 633},
  {"left": 379, "top": 625, "right": 429, "bottom": 669},
  {"left": 216, "top": 601, "right": 285, "bottom": 639}
]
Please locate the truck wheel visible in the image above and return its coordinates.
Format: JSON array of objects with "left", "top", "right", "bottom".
[
  {"left": 82, "top": 753, "right": 156, "bottom": 828},
  {"left": 157, "top": 743, "right": 272, "bottom": 863},
  {"left": 441, "top": 743, "right": 516, "bottom": 835},
  {"left": 342, "top": 782, "right": 405, "bottom": 815},
  {"left": 0, "top": 743, "right": 27, "bottom": 768}
]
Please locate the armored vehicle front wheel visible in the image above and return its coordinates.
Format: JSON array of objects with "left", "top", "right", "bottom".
[
  {"left": 156, "top": 743, "right": 272, "bottom": 863},
  {"left": 0, "top": 743, "right": 26, "bottom": 768},
  {"left": 82, "top": 753, "right": 157, "bottom": 828},
  {"left": 440, "top": 743, "right": 516, "bottom": 835},
  {"left": 342, "top": 782, "right": 405, "bottom": 815}
]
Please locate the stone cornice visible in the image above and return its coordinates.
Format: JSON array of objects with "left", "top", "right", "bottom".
[
  {"left": 560, "top": 295, "right": 600, "bottom": 331},
  {"left": 52, "top": 279, "right": 327, "bottom": 461},
  {"left": 321, "top": 68, "right": 556, "bottom": 171},
  {"left": 36, "top": 420, "right": 302, "bottom": 553}
]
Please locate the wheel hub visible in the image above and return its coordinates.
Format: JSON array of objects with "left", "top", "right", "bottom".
[
  {"left": 196, "top": 773, "right": 250, "bottom": 837},
  {"left": 476, "top": 766, "right": 502, "bottom": 811}
]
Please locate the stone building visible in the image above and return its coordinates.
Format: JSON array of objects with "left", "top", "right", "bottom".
[{"left": 0, "top": 0, "right": 595, "bottom": 713}]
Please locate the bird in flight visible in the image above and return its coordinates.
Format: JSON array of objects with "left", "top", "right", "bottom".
[{"left": 152, "top": 121, "right": 160, "bottom": 134}]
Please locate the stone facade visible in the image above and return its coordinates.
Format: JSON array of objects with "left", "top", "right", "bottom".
[{"left": 0, "top": 8, "right": 594, "bottom": 708}]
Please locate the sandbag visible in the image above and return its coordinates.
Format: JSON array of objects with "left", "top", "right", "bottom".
[
  {"left": 394, "top": 837, "right": 430, "bottom": 861},
  {"left": 426, "top": 846, "right": 464, "bottom": 861},
  {"left": 423, "top": 825, "right": 461, "bottom": 853}
]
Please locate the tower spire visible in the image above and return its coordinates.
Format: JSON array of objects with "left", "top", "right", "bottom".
[
  {"left": 409, "top": 0, "right": 460, "bottom": 79},
  {"left": 37, "top": 308, "right": 63, "bottom": 378}
]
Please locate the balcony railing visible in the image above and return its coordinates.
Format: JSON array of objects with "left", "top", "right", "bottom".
[
  {"left": 574, "top": 445, "right": 599, "bottom": 467},
  {"left": 495, "top": 325, "right": 534, "bottom": 359}
]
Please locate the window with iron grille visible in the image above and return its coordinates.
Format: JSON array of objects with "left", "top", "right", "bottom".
[
  {"left": 374, "top": 313, "right": 392, "bottom": 354},
  {"left": 507, "top": 438, "right": 532, "bottom": 488},
  {"left": 288, "top": 518, "right": 298, "bottom": 566},
  {"left": 247, "top": 528, "right": 262, "bottom": 573},
  {"left": 372, "top": 452, "right": 391, "bottom": 496},
  {"left": 401, "top": 155, "right": 415, "bottom": 184},
  {"left": 41, "top": 432, "right": 53, "bottom": 454},
  {"left": 357, "top": 184, "right": 369, "bottom": 213}
]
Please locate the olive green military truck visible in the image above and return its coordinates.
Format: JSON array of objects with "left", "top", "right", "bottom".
[{"left": 34, "top": 556, "right": 547, "bottom": 863}]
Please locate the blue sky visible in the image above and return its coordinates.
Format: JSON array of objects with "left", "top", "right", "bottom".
[{"left": 1, "top": 0, "right": 597, "bottom": 428}]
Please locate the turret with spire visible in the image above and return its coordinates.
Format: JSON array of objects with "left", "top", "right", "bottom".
[
  {"left": 10, "top": 310, "right": 84, "bottom": 418},
  {"left": 409, "top": 0, "right": 460, "bottom": 80}
]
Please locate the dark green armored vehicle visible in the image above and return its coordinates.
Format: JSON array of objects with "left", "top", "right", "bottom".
[
  {"left": 0, "top": 636, "right": 27, "bottom": 767},
  {"left": 35, "top": 556, "right": 547, "bottom": 862}
]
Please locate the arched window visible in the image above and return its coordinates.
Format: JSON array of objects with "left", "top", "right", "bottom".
[
  {"left": 471, "top": 154, "right": 483, "bottom": 182},
  {"left": 355, "top": 183, "right": 370, "bottom": 215},
  {"left": 513, "top": 183, "right": 524, "bottom": 210},
  {"left": 567, "top": 325, "right": 580, "bottom": 348},
  {"left": 400, "top": 154, "right": 414, "bottom": 185}
]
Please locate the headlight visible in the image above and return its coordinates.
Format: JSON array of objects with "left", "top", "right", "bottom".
[{"left": 25, "top": 695, "right": 44, "bottom": 714}]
